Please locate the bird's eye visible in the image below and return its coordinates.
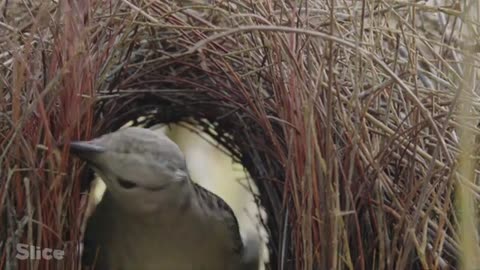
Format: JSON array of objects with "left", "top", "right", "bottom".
[{"left": 117, "top": 178, "right": 137, "bottom": 189}]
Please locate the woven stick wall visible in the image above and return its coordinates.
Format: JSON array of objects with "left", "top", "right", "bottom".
[{"left": 1, "top": 0, "right": 479, "bottom": 269}]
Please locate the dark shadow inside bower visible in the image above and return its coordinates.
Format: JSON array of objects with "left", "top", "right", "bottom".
[{"left": 86, "top": 89, "right": 293, "bottom": 269}]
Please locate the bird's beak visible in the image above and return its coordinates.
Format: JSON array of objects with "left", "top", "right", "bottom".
[{"left": 67, "top": 141, "right": 106, "bottom": 162}]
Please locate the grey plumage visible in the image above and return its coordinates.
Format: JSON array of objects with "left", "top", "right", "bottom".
[{"left": 69, "top": 127, "right": 259, "bottom": 270}]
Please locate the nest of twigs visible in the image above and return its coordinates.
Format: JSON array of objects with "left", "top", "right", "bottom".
[{"left": 2, "top": 0, "right": 480, "bottom": 269}]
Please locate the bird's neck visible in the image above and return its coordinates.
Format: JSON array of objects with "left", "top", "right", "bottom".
[{"left": 98, "top": 180, "right": 200, "bottom": 224}]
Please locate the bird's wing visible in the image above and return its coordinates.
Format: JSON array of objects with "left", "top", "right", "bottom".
[
  {"left": 82, "top": 210, "right": 101, "bottom": 268},
  {"left": 81, "top": 192, "right": 112, "bottom": 269},
  {"left": 192, "top": 182, "right": 244, "bottom": 254}
]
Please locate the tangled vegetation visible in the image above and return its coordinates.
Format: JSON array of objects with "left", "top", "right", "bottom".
[{"left": 1, "top": 0, "right": 479, "bottom": 269}]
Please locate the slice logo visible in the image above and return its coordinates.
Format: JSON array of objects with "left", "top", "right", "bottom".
[{"left": 15, "top": 244, "right": 64, "bottom": 260}]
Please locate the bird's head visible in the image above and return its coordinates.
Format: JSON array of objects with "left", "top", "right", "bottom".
[{"left": 67, "top": 127, "right": 190, "bottom": 214}]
